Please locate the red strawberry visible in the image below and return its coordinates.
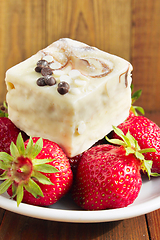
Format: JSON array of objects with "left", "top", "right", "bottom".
[
  {"left": 72, "top": 127, "right": 155, "bottom": 210},
  {"left": 0, "top": 117, "right": 28, "bottom": 175},
  {"left": 68, "top": 154, "right": 82, "bottom": 175},
  {"left": 0, "top": 133, "right": 73, "bottom": 206},
  {"left": 0, "top": 117, "right": 28, "bottom": 154},
  {"left": 72, "top": 144, "right": 142, "bottom": 210},
  {"left": 127, "top": 110, "right": 136, "bottom": 120},
  {"left": 112, "top": 116, "right": 160, "bottom": 173},
  {"left": 68, "top": 138, "right": 109, "bottom": 176}
]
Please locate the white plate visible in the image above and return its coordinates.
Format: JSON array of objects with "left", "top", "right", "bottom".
[{"left": 0, "top": 175, "right": 160, "bottom": 223}]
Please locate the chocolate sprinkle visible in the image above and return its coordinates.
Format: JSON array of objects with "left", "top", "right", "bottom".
[{"left": 57, "top": 81, "right": 70, "bottom": 95}]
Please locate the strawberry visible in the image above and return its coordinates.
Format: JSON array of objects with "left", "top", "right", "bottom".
[
  {"left": 72, "top": 127, "right": 155, "bottom": 210},
  {"left": 68, "top": 154, "right": 82, "bottom": 176},
  {"left": 0, "top": 117, "right": 28, "bottom": 175},
  {"left": 0, "top": 101, "right": 28, "bottom": 154},
  {"left": 111, "top": 116, "right": 160, "bottom": 174},
  {"left": 68, "top": 138, "right": 109, "bottom": 176},
  {"left": 0, "top": 133, "right": 73, "bottom": 206},
  {"left": 0, "top": 117, "right": 28, "bottom": 154},
  {"left": 0, "top": 102, "right": 28, "bottom": 175}
]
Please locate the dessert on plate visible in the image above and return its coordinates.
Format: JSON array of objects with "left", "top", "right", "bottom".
[
  {"left": 5, "top": 38, "right": 132, "bottom": 157},
  {"left": 2, "top": 38, "right": 159, "bottom": 211}
]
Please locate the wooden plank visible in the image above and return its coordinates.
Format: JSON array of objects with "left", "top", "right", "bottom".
[
  {"left": 146, "top": 209, "right": 160, "bottom": 240},
  {"left": 46, "top": 0, "right": 131, "bottom": 60},
  {"left": 0, "top": 0, "right": 46, "bottom": 103},
  {"left": 0, "top": 211, "right": 149, "bottom": 240},
  {"left": 0, "top": 208, "right": 5, "bottom": 225},
  {"left": 101, "top": 216, "right": 149, "bottom": 240},
  {"left": 131, "top": 0, "right": 160, "bottom": 113},
  {"left": 145, "top": 112, "right": 160, "bottom": 126}
]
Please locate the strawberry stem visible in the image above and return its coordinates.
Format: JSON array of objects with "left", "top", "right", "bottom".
[
  {"left": 0, "top": 101, "right": 8, "bottom": 117},
  {"left": 130, "top": 84, "right": 145, "bottom": 116},
  {"left": 106, "top": 126, "right": 156, "bottom": 178},
  {"left": 0, "top": 133, "right": 59, "bottom": 206}
]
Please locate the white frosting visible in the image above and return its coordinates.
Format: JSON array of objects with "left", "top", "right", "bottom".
[{"left": 5, "top": 38, "right": 132, "bottom": 157}]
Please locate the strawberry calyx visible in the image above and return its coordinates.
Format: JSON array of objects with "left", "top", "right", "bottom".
[
  {"left": 0, "top": 101, "right": 8, "bottom": 117},
  {"left": 106, "top": 126, "right": 156, "bottom": 178},
  {"left": 0, "top": 133, "right": 58, "bottom": 206},
  {"left": 130, "top": 85, "right": 144, "bottom": 116}
]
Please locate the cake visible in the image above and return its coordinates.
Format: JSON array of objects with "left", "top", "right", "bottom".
[{"left": 5, "top": 38, "right": 132, "bottom": 157}]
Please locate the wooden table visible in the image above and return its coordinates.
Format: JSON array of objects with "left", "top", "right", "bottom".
[{"left": 0, "top": 206, "right": 160, "bottom": 239}]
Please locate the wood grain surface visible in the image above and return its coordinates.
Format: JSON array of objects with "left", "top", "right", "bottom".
[
  {"left": 0, "top": 0, "right": 160, "bottom": 239},
  {"left": 0, "top": 210, "right": 151, "bottom": 240}
]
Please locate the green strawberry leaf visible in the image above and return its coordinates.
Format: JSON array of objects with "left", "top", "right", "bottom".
[
  {"left": 150, "top": 172, "right": 160, "bottom": 177},
  {"left": 105, "top": 136, "right": 125, "bottom": 146},
  {"left": 10, "top": 142, "right": 19, "bottom": 158},
  {"left": 11, "top": 183, "right": 17, "bottom": 199},
  {"left": 139, "top": 148, "right": 156, "bottom": 154},
  {"left": 34, "top": 164, "right": 58, "bottom": 173},
  {"left": 25, "top": 137, "right": 34, "bottom": 157},
  {"left": 16, "top": 184, "right": 24, "bottom": 207},
  {"left": 16, "top": 133, "right": 25, "bottom": 155},
  {"left": 24, "top": 178, "right": 44, "bottom": 198},
  {"left": 135, "top": 151, "right": 144, "bottom": 161},
  {"left": 0, "top": 171, "right": 9, "bottom": 180},
  {"left": 108, "top": 126, "right": 156, "bottom": 177},
  {"left": 3, "top": 101, "right": 8, "bottom": 110},
  {"left": 0, "top": 152, "right": 13, "bottom": 163},
  {"left": 0, "top": 110, "right": 6, "bottom": 117},
  {"left": 133, "top": 106, "right": 145, "bottom": 115},
  {"left": 125, "top": 147, "right": 135, "bottom": 155},
  {"left": 29, "top": 138, "right": 43, "bottom": 159},
  {"left": 132, "top": 89, "right": 142, "bottom": 104},
  {"left": 142, "top": 160, "right": 153, "bottom": 179},
  {"left": 112, "top": 126, "right": 125, "bottom": 141},
  {"left": 0, "top": 160, "right": 12, "bottom": 170},
  {"left": 130, "top": 85, "right": 144, "bottom": 116},
  {"left": 130, "top": 106, "right": 145, "bottom": 116},
  {"left": 126, "top": 131, "right": 135, "bottom": 147},
  {"left": 0, "top": 179, "right": 13, "bottom": 194},
  {"left": 0, "top": 101, "right": 8, "bottom": 117},
  {"left": 32, "top": 171, "right": 54, "bottom": 185},
  {"left": 32, "top": 158, "right": 56, "bottom": 165}
]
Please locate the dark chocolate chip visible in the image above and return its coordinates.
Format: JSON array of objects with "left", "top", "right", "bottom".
[
  {"left": 45, "top": 76, "right": 56, "bottom": 86},
  {"left": 37, "top": 60, "right": 49, "bottom": 68},
  {"left": 35, "top": 60, "right": 49, "bottom": 73},
  {"left": 37, "top": 77, "right": 47, "bottom": 86},
  {"left": 35, "top": 66, "right": 42, "bottom": 73},
  {"left": 41, "top": 67, "right": 53, "bottom": 76},
  {"left": 57, "top": 81, "right": 70, "bottom": 95}
]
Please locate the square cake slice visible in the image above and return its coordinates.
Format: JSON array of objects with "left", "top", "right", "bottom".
[{"left": 5, "top": 38, "right": 132, "bottom": 157}]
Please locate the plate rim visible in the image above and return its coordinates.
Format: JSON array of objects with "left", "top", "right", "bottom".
[
  {"left": 1, "top": 176, "right": 160, "bottom": 223},
  {"left": 0, "top": 192, "right": 160, "bottom": 223}
]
